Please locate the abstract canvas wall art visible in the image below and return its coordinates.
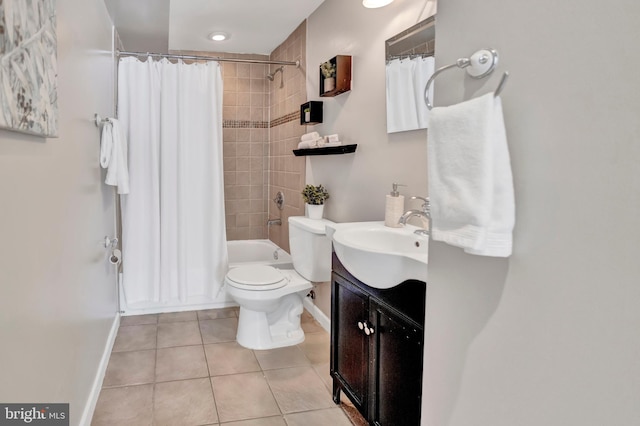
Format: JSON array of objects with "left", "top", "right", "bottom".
[{"left": 0, "top": 0, "right": 58, "bottom": 137}]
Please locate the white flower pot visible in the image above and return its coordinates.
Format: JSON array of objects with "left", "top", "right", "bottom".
[
  {"left": 306, "top": 204, "right": 324, "bottom": 220},
  {"left": 324, "top": 77, "right": 335, "bottom": 93}
]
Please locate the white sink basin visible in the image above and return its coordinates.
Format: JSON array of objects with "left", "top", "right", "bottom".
[{"left": 328, "top": 221, "right": 428, "bottom": 289}]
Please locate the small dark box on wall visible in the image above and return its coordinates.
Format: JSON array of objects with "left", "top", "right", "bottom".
[{"left": 300, "top": 101, "right": 323, "bottom": 125}]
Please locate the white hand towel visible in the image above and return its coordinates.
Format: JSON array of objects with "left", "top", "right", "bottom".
[
  {"left": 301, "top": 131, "right": 320, "bottom": 142},
  {"left": 100, "top": 118, "right": 130, "bottom": 194},
  {"left": 99, "top": 122, "right": 112, "bottom": 168},
  {"left": 427, "top": 93, "right": 514, "bottom": 257},
  {"left": 297, "top": 141, "right": 312, "bottom": 149}
]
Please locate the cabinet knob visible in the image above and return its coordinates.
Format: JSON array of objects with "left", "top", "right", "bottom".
[
  {"left": 357, "top": 321, "right": 364, "bottom": 330},
  {"left": 364, "top": 323, "right": 375, "bottom": 335}
]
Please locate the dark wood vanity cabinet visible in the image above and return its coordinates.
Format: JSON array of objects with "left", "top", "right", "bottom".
[{"left": 331, "top": 253, "right": 426, "bottom": 425}]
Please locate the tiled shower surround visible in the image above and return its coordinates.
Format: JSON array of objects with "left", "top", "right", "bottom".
[
  {"left": 175, "top": 20, "right": 308, "bottom": 246},
  {"left": 268, "top": 21, "right": 308, "bottom": 252},
  {"left": 220, "top": 55, "right": 270, "bottom": 241}
]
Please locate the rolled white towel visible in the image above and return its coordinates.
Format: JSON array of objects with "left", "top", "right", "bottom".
[
  {"left": 297, "top": 141, "right": 312, "bottom": 149},
  {"left": 301, "top": 131, "right": 320, "bottom": 142},
  {"left": 316, "top": 138, "right": 326, "bottom": 148}
]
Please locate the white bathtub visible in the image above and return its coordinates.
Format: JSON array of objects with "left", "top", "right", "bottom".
[{"left": 227, "top": 239, "right": 292, "bottom": 269}]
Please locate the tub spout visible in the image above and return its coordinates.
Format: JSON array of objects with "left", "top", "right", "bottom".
[{"left": 267, "top": 218, "right": 282, "bottom": 226}]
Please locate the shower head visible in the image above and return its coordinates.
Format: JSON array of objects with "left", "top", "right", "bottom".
[{"left": 266, "top": 66, "right": 284, "bottom": 86}]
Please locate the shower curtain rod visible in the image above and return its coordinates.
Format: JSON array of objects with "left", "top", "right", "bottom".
[{"left": 117, "top": 50, "right": 300, "bottom": 67}]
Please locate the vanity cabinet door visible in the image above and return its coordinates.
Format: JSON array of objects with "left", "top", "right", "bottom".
[
  {"left": 369, "top": 300, "right": 424, "bottom": 426},
  {"left": 331, "top": 274, "right": 370, "bottom": 414}
]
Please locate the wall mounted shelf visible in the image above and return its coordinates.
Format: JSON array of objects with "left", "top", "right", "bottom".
[
  {"left": 320, "top": 55, "right": 352, "bottom": 97},
  {"left": 300, "top": 101, "right": 323, "bottom": 125},
  {"left": 293, "top": 144, "right": 357, "bottom": 157}
]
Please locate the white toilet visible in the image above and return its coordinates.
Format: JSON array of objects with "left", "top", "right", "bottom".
[{"left": 225, "top": 216, "right": 334, "bottom": 350}]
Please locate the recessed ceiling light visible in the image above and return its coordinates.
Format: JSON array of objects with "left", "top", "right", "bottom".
[
  {"left": 208, "top": 32, "right": 228, "bottom": 42},
  {"left": 362, "top": 0, "right": 394, "bottom": 8}
]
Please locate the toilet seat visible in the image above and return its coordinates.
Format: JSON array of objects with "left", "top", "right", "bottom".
[{"left": 226, "top": 265, "right": 288, "bottom": 291}]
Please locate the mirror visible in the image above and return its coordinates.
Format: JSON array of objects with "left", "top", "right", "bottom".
[{"left": 385, "top": 16, "right": 436, "bottom": 134}]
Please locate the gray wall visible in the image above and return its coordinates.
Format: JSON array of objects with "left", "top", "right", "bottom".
[
  {"left": 424, "top": 0, "right": 640, "bottom": 425},
  {"left": 306, "top": 0, "right": 437, "bottom": 223},
  {"left": 0, "top": 0, "right": 118, "bottom": 423},
  {"left": 306, "top": 0, "right": 436, "bottom": 318}
]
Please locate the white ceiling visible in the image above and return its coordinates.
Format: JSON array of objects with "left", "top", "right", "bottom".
[{"left": 103, "top": 0, "right": 325, "bottom": 55}]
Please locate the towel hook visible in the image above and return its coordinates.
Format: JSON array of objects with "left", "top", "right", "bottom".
[
  {"left": 424, "top": 48, "right": 509, "bottom": 110},
  {"left": 94, "top": 113, "right": 111, "bottom": 127}
]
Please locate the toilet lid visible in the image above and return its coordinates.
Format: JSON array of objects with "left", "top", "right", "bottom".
[{"left": 226, "top": 265, "right": 287, "bottom": 290}]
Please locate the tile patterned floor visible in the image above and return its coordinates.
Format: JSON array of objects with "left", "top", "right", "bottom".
[{"left": 92, "top": 308, "right": 366, "bottom": 426}]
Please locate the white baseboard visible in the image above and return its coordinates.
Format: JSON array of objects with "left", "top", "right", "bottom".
[
  {"left": 303, "top": 297, "right": 331, "bottom": 333},
  {"left": 79, "top": 313, "right": 120, "bottom": 426}
]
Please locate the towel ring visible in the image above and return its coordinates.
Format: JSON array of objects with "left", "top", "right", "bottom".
[{"left": 424, "top": 48, "right": 509, "bottom": 110}]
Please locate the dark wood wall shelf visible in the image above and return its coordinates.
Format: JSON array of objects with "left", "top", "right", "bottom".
[
  {"left": 300, "top": 101, "right": 323, "bottom": 125},
  {"left": 293, "top": 144, "right": 357, "bottom": 157},
  {"left": 320, "top": 55, "right": 352, "bottom": 97}
]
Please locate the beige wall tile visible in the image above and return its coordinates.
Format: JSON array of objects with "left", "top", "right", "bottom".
[
  {"left": 190, "top": 32, "right": 302, "bottom": 243},
  {"left": 237, "top": 63, "right": 250, "bottom": 78}
]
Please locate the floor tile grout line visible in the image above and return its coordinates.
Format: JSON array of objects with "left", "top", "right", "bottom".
[
  {"left": 260, "top": 363, "right": 286, "bottom": 420},
  {"left": 202, "top": 312, "right": 225, "bottom": 425},
  {"left": 207, "top": 373, "right": 221, "bottom": 425}
]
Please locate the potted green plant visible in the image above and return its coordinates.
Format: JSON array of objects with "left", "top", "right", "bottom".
[
  {"left": 320, "top": 61, "right": 336, "bottom": 93},
  {"left": 303, "top": 106, "right": 311, "bottom": 122},
  {"left": 302, "top": 184, "right": 330, "bottom": 219}
]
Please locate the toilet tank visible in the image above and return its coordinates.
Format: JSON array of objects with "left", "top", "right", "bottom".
[{"left": 288, "top": 216, "right": 335, "bottom": 282}]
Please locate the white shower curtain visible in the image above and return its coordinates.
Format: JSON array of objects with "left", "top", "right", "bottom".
[
  {"left": 118, "top": 57, "right": 228, "bottom": 311},
  {"left": 386, "top": 58, "right": 419, "bottom": 133},
  {"left": 386, "top": 56, "right": 435, "bottom": 133}
]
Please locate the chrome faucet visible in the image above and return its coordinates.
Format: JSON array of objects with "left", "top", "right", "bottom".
[
  {"left": 267, "top": 218, "right": 282, "bottom": 226},
  {"left": 398, "top": 196, "right": 430, "bottom": 237}
]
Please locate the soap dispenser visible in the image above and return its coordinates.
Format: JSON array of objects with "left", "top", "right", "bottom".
[{"left": 384, "top": 183, "right": 405, "bottom": 228}]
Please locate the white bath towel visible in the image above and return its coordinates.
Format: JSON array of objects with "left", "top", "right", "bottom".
[
  {"left": 301, "top": 131, "right": 320, "bottom": 142},
  {"left": 427, "top": 93, "right": 514, "bottom": 257},
  {"left": 100, "top": 118, "right": 130, "bottom": 194},
  {"left": 297, "top": 138, "right": 324, "bottom": 149}
]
